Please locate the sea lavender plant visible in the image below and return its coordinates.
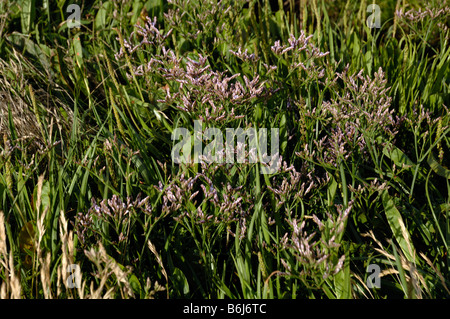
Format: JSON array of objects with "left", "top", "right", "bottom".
[
  {"left": 298, "top": 66, "right": 402, "bottom": 169},
  {"left": 270, "top": 31, "right": 330, "bottom": 99},
  {"left": 115, "top": 16, "right": 274, "bottom": 126},
  {"left": 74, "top": 194, "right": 152, "bottom": 248},
  {"left": 267, "top": 158, "right": 329, "bottom": 213},
  {"left": 156, "top": 165, "right": 253, "bottom": 240},
  {"left": 277, "top": 201, "right": 352, "bottom": 290},
  {"left": 114, "top": 16, "right": 173, "bottom": 61},
  {"left": 394, "top": 1, "right": 450, "bottom": 42},
  {"left": 395, "top": 2, "right": 450, "bottom": 23}
]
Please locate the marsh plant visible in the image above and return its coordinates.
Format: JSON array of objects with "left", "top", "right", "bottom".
[{"left": 0, "top": 0, "right": 449, "bottom": 299}]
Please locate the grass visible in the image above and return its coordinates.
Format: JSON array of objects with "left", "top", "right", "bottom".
[{"left": 0, "top": 0, "right": 449, "bottom": 299}]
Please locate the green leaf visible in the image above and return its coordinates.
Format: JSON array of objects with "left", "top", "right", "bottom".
[
  {"left": 20, "top": 0, "right": 35, "bottom": 34},
  {"left": 381, "top": 140, "right": 416, "bottom": 168},
  {"left": 146, "top": 0, "right": 164, "bottom": 20},
  {"left": 19, "top": 221, "right": 35, "bottom": 269},
  {"left": 392, "top": 245, "right": 411, "bottom": 298},
  {"left": 254, "top": 103, "right": 263, "bottom": 123},
  {"left": 279, "top": 113, "right": 287, "bottom": 155},
  {"left": 427, "top": 153, "right": 450, "bottom": 179},
  {"left": 95, "top": 1, "right": 112, "bottom": 30},
  {"left": 334, "top": 255, "right": 351, "bottom": 299},
  {"left": 380, "top": 140, "right": 426, "bottom": 185},
  {"left": 72, "top": 33, "right": 84, "bottom": 70},
  {"left": 129, "top": 274, "right": 143, "bottom": 298},
  {"left": 327, "top": 175, "right": 338, "bottom": 207},
  {"left": 172, "top": 267, "right": 190, "bottom": 296},
  {"left": 365, "top": 50, "right": 373, "bottom": 75},
  {"left": 130, "top": 0, "right": 144, "bottom": 25},
  {"left": 33, "top": 179, "right": 51, "bottom": 215},
  {"left": 381, "top": 190, "right": 416, "bottom": 263}
]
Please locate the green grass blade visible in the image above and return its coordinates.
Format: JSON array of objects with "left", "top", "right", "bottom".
[{"left": 382, "top": 190, "right": 416, "bottom": 263}]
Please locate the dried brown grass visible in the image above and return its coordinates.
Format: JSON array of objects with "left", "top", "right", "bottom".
[
  {"left": 0, "top": 49, "right": 74, "bottom": 150},
  {"left": 0, "top": 204, "right": 166, "bottom": 299},
  {"left": 0, "top": 211, "right": 22, "bottom": 299},
  {"left": 362, "top": 230, "right": 437, "bottom": 299}
]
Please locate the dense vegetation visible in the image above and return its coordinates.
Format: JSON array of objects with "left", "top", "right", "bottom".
[{"left": 0, "top": 0, "right": 449, "bottom": 299}]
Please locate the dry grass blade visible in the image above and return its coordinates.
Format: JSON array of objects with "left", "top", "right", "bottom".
[
  {"left": 147, "top": 239, "right": 169, "bottom": 298},
  {"left": 85, "top": 245, "right": 109, "bottom": 299},
  {"left": 36, "top": 174, "right": 48, "bottom": 262},
  {"left": 363, "top": 231, "right": 431, "bottom": 298},
  {"left": 9, "top": 253, "right": 21, "bottom": 299},
  {"left": 0, "top": 49, "right": 74, "bottom": 151},
  {"left": 352, "top": 272, "right": 375, "bottom": 299},
  {"left": 0, "top": 211, "right": 6, "bottom": 257},
  {"left": 420, "top": 251, "right": 450, "bottom": 295},
  {"left": 398, "top": 215, "right": 416, "bottom": 263},
  {"left": 0, "top": 210, "right": 9, "bottom": 299},
  {"left": 0, "top": 210, "right": 22, "bottom": 299},
  {"left": 40, "top": 252, "right": 52, "bottom": 299},
  {"left": 0, "top": 83, "right": 42, "bottom": 147},
  {"left": 84, "top": 242, "right": 136, "bottom": 299},
  {"left": 59, "top": 212, "right": 70, "bottom": 290}
]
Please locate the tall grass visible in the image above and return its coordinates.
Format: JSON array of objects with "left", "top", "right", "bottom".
[{"left": 0, "top": 0, "right": 449, "bottom": 298}]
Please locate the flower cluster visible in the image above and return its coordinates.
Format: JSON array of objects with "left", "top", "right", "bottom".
[
  {"left": 114, "top": 16, "right": 173, "bottom": 61},
  {"left": 395, "top": 4, "right": 450, "bottom": 22},
  {"left": 74, "top": 194, "right": 152, "bottom": 246},
  {"left": 348, "top": 178, "right": 389, "bottom": 197},
  {"left": 271, "top": 31, "right": 330, "bottom": 84},
  {"left": 154, "top": 165, "right": 254, "bottom": 239},
  {"left": 159, "top": 53, "right": 271, "bottom": 123},
  {"left": 229, "top": 47, "right": 259, "bottom": 63},
  {"left": 115, "top": 16, "right": 273, "bottom": 124},
  {"left": 299, "top": 67, "right": 402, "bottom": 168},
  {"left": 155, "top": 173, "right": 199, "bottom": 215},
  {"left": 267, "top": 158, "right": 329, "bottom": 212},
  {"left": 278, "top": 201, "right": 353, "bottom": 281},
  {"left": 271, "top": 33, "right": 313, "bottom": 56}
]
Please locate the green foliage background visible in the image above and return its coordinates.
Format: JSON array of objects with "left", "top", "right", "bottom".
[{"left": 0, "top": 0, "right": 449, "bottom": 299}]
